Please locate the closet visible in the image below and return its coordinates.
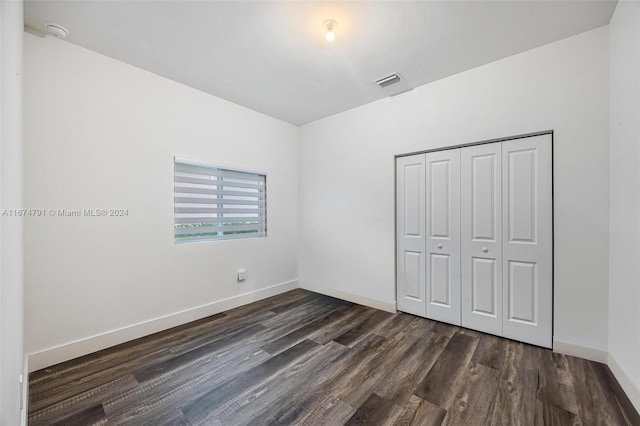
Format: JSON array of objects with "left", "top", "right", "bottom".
[{"left": 396, "top": 133, "right": 552, "bottom": 348}]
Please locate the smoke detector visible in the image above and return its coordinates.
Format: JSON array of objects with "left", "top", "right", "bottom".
[{"left": 45, "top": 23, "right": 69, "bottom": 39}]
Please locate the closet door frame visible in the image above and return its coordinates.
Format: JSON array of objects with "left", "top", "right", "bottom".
[{"left": 395, "top": 130, "right": 554, "bottom": 349}]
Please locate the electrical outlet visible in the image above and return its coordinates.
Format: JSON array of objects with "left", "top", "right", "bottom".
[{"left": 237, "top": 269, "right": 246, "bottom": 282}]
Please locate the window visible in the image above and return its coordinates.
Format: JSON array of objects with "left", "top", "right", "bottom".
[{"left": 174, "top": 157, "right": 266, "bottom": 243}]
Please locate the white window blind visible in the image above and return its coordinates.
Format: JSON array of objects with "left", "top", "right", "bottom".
[{"left": 174, "top": 158, "right": 266, "bottom": 243}]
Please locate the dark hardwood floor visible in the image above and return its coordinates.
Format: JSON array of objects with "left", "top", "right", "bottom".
[{"left": 28, "top": 289, "right": 640, "bottom": 425}]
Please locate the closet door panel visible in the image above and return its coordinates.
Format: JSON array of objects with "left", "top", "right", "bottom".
[
  {"left": 472, "top": 257, "right": 498, "bottom": 316},
  {"left": 396, "top": 155, "right": 427, "bottom": 316},
  {"left": 461, "top": 144, "right": 503, "bottom": 335},
  {"left": 425, "top": 150, "right": 461, "bottom": 325},
  {"left": 502, "top": 135, "right": 552, "bottom": 348}
]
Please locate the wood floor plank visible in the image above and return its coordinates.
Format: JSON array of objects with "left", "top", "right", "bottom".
[
  {"left": 260, "top": 308, "right": 350, "bottom": 355},
  {"left": 374, "top": 332, "right": 449, "bottom": 405},
  {"left": 472, "top": 333, "right": 508, "bottom": 371},
  {"left": 567, "top": 355, "right": 629, "bottom": 425},
  {"left": 259, "top": 295, "right": 338, "bottom": 329},
  {"left": 151, "top": 305, "right": 319, "bottom": 380},
  {"left": 442, "top": 362, "right": 500, "bottom": 425},
  {"left": 222, "top": 288, "right": 311, "bottom": 318},
  {"left": 102, "top": 301, "right": 314, "bottom": 423},
  {"left": 102, "top": 346, "right": 270, "bottom": 424},
  {"left": 267, "top": 290, "right": 331, "bottom": 315},
  {"left": 242, "top": 334, "right": 386, "bottom": 425},
  {"left": 490, "top": 341, "right": 539, "bottom": 426},
  {"left": 153, "top": 409, "right": 194, "bottom": 426},
  {"left": 456, "top": 327, "right": 481, "bottom": 338},
  {"left": 534, "top": 399, "right": 583, "bottom": 426},
  {"left": 29, "top": 347, "right": 171, "bottom": 413},
  {"left": 333, "top": 309, "right": 394, "bottom": 347},
  {"left": 536, "top": 351, "right": 580, "bottom": 415},
  {"left": 414, "top": 332, "right": 479, "bottom": 409},
  {"left": 429, "top": 321, "right": 457, "bottom": 337},
  {"left": 344, "top": 392, "right": 404, "bottom": 426},
  {"left": 182, "top": 339, "right": 321, "bottom": 424},
  {"left": 213, "top": 341, "right": 348, "bottom": 425},
  {"left": 115, "top": 332, "right": 270, "bottom": 403},
  {"left": 133, "top": 323, "right": 267, "bottom": 382},
  {"left": 104, "top": 343, "right": 269, "bottom": 420},
  {"left": 386, "top": 315, "right": 433, "bottom": 340},
  {"left": 396, "top": 395, "right": 447, "bottom": 426},
  {"left": 306, "top": 304, "right": 377, "bottom": 344},
  {"left": 165, "top": 309, "right": 277, "bottom": 357},
  {"left": 332, "top": 327, "right": 424, "bottom": 408},
  {"left": 295, "top": 392, "right": 355, "bottom": 426},
  {"left": 296, "top": 332, "right": 389, "bottom": 407},
  {"left": 49, "top": 404, "right": 108, "bottom": 426},
  {"left": 29, "top": 374, "right": 138, "bottom": 426},
  {"left": 374, "top": 312, "right": 419, "bottom": 339},
  {"left": 520, "top": 341, "right": 545, "bottom": 371}
]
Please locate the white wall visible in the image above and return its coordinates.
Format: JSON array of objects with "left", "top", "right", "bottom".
[
  {"left": 608, "top": 0, "right": 640, "bottom": 411},
  {"left": 299, "top": 27, "right": 610, "bottom": 356},
  {"left": 24, "top": 33, "right": 299, "bottom": 369},
  {"left": 0, "top": 1, "right": 25, "bottom": 424}
]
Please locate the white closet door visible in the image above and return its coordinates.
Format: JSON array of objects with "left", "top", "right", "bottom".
[
  {"left": 502, "top": 135, "right": 553, "bottom": 348},
  {"left": 425, "top": 149, "right": 461, "bottom": 325},
  {"left": 461, "top": 143, "right": 503, "bottom": 335},
  {"left": 396, "top": 155, "right": 426, "bottom": 316}
]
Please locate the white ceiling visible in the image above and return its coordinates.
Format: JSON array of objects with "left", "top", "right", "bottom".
[{"left": 24, "top": 1, "right": 616, "bottom": 125}]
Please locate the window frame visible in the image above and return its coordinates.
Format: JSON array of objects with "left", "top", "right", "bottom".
[{"left": 174, "top": 156, "right": 267, "bottom": 244}]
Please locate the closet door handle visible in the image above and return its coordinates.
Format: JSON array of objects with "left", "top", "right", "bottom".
[
  {"left": 437, "top": 244, "right": 443, "bottom": 249},
  {"left": 482, "top": 247, "right": 488, "bottom": 253}
]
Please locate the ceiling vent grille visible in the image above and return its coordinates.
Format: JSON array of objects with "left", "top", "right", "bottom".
[{"left": 375, "top": 73, "right": 402, "bottom": 88}]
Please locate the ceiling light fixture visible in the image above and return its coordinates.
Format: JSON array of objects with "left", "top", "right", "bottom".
[{"left": 323, "top": 19, "right": 337, "bottom": 42}]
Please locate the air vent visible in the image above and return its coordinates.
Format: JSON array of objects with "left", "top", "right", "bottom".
[{"left": 375, "top": 73, "right": 402, "bottom": 88}]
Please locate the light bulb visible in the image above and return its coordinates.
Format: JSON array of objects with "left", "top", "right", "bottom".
[
  {"left": 326, "top": 30, "right": 335, "bottom": 42},
  {"left": 323, "top": 19, "right": 337, "bottom": 43}
]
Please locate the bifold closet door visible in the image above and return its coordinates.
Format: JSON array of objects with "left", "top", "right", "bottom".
[
  {"left": 502, "top": 135, "right": 552, "bottom": 348},
  {"left": 461, "top": 143, "right": 503, "bottom": 336},
  {"left": 396, "top": 155, "right": 426, "bottom": 316},
  {"left": 425, "top": 150, "right": 461, "bottom": 325},
  {"left": 396, "top": 134, "right": 552, "bottom": 348}
]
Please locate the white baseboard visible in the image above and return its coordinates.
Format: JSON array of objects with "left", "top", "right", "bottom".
[
  {"left": 608, "top": 352, "right": 640, "bottom": 413},
  {"left": 27, "top": 280, "right": 298, "bottom": 372},
  {"left": 21, "top": 354, "right": 29, "bottom": 426},
  {"left": 552, "top": 338, "right": 608, "bottom": 363},
  {"left": 299, "top": 281, "right": 397, "bottom": 313}
]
